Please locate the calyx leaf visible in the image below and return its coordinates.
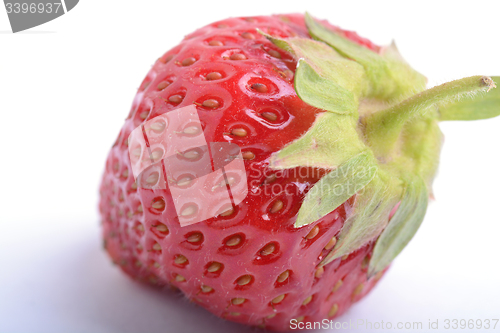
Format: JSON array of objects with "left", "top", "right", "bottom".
[
  {"left": 295, "top": 150, "right": 378, "bottom": 227},
  {"left": 259, "top": 30, "right": 366, "bottom": 114},
  {"left": 368, "top": 176, "right": 428, "bottom": 277},
  {"left": 269, "top": 112, "right": 366, "bottom": 170},
  {"left": 304, "top": 13, "right": 427, "bottom": 101},
  {"left": 320, "top": 171, "right": 403, "bottom": 266}
]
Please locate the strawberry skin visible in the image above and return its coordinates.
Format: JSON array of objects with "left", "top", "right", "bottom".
[{"left": 100, "top": 14, "right": 391, "bottom": 331}]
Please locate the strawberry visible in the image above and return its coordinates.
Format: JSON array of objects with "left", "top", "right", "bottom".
[{"left": 99, "top": 13, "right": 499, "bottom": 331}]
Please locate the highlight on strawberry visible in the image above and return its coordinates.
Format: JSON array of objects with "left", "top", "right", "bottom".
[{"left": 99, "top": 13, "right": 499, "bottom": 331}]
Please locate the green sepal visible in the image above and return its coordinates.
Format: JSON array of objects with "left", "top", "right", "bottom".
[
  {"left": 304, "top": 13, "right": 427, "bottom": 101},
  {"left": 295, "top": 150, "right": 378, "bottom": 228},
  {"left": 294, "top": 60, "right": 360, "bottom": 114},
  {"left": 368, "top": 175, "right": 428, "bottom": 277},
  {"left": 398, "top": 118, "right": 443, "bottom": 196},
  {"left": 439, "top": 76, "right": 499, "bottom": 121},
  {"left": 269, "top": 112, "right": 366, "bottom": 170},
  {"left": 319, "top": 170, "right": 403, "bottom": 266},
  {"left": 259, "top": 30, "right": 366, "bottom": 114}
]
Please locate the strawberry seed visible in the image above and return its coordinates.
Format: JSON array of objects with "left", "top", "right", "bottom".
[
  {"left": 251, "top": 83, "right": 268, "bottom": 93},
  {"left": 208, "top": 40, "right": 223, "bottom": 46},
  {"left": 276, "top": 270, "right": 289, "bottom": 283},
  {"left": 207, "top": 262, "right": 222, "bottom": 272},
  {"left": 174, "top": 254, "right": 188, "bottom": 265},
  {"left": 328, "top": 304, "right": 339, "bottom": 317},
  {"left": 302, "top": 295, "right": 313, "bottom": 306},
  {"left": 261, "top": 111, "right": 278, "bottom": 121},
  {"left": 260, "top": 243, "right": 276, "bottom": 256},
  {"left": 232, "top": 297, "right": 246, "bottom": 305},
  {"left": 226, "top": 235, "right": 242, "bottom": 247},
  {"left": 236, "top": 275, "right": 252, "bottom": 286},
  {"left": 187, "top": 232, "right": 203, "bottom": 243},
  {"left": 270, "top": 200, "right": 283, "bottom": 213},
  {"left": 272, "top": 294, "right": 285, "bottom": 304},
  {"left": 324, "top": 237, "right": 337, "bottom": 250},
  {"left": 201, "top": 285, "right": 213, "bottom": 293},
  {"left": 306, "top": 225, "right": 320, "bottom": 240},
  {"left": 182, "top": 57, "right": 196, "bottom": 66},
  {"left": 202, "top": 99, "right": 220, "bottom": 108},
  {"left": 169, "top": 94, "right": 183, "bottom": 104},
  {"left": 206, "top": 72, "right": 223, "bottom": 80},
  {"left": 229, "top": 53, "right": 246, "bottom": 60},
  {"left": 231, "top": 128, "right": 247, "bottom": 137},
  {"left": 241, "top": 32, "right": 255, "bottom": 39}
]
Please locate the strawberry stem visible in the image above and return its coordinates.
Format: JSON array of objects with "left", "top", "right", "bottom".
[{"left": 363, "top": 76, "right": 496, "bottom": 157}]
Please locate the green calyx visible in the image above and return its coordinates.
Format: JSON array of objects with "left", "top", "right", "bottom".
[
  {"left": 260, "top": 14, "right": 500, "bottom": 273},
  {"left": 305, "top": 13, "right": 427, "bottom": 101}
]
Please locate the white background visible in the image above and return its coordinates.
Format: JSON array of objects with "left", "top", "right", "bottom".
[{"left": 1, "top": 1, "right": 499, "bottom": 332}]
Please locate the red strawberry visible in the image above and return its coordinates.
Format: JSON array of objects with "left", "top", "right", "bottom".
[{"left": 99, "top": 13, "right": 499, "bottom": 331}]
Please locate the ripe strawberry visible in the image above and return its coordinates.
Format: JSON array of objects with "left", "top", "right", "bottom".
[{"left": 99, "top": 13, "right": 499, "bottom": 331}]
